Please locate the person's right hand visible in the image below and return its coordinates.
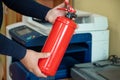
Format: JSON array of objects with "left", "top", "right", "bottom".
[
  {"left": 45, "top": 0, "right": 69, "bottom": 23},
  {"left": 20, "top": 49, "right": 50, "bottom": 78}
]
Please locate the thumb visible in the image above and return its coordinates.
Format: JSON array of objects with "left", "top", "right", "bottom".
[
  {"left": 37, "top": 52, "right": 51, "bottom": 59},
  {"left": 56, "top": 0, "right": 69, "bottom": 8},
  {"left": 65, "top": 0, "right": 69, "bottom": 4}
]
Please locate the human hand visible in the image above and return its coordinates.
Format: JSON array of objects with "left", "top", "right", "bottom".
[
  {"left": 20, "top": 49, "right": 50, "bottom": 78},
  {"left": 45, "top": 0, "right": 69, "bottom": 23}
]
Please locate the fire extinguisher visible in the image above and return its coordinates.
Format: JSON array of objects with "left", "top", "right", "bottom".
[{"left": 38, "top": 0, "right": 77, "bottom": 76}]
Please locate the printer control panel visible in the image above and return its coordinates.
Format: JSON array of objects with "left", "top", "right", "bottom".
[
  {"left": 9, "top": 25, "right": 47, "bottom": 47},
  {"left": 9, "top": 25, "right": 42, "bottom": 41}
]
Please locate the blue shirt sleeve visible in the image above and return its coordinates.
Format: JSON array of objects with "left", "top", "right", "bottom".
[
  {"left": 2, "top": 0, "right": 50, "bottom": 21},
  {"left": 0, "top": 33, "right": 26, "bottom": 60}
]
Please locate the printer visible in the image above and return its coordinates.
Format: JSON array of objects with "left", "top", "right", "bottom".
[
  {"left": 22, "top": 10, "right": 109, "bottom": 62},
  {"left": 6, "top": 10, "right": 109, "bottom": 80},
  {"left": 22, "top": 10, "right": 108, "bottom": 34}
]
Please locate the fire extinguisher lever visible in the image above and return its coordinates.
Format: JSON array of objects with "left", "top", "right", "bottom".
[
  {"left": 58, "top": 0, "right": 77, "bottom": 19},
  {"left": 65, "top": 12, "right": 77, "bottom": 19}
]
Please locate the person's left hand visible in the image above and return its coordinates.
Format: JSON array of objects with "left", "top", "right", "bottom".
[
  {"left": 20, "top": 49, "right": 50, "bottom": 78},
  {"left": 45, "top": 0, "right": 69, "bottom": 23}
]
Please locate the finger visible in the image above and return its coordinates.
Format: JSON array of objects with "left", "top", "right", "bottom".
[
  {"left": 65, "top": 0, "right": 69, "bottom": 4},
  {"left": 38, "top": 53, "right": 51, "bottom": 58},
  {"left": 33, "top": 66, "right": 47, "bottom": 78}
]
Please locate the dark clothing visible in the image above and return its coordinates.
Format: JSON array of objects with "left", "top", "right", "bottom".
[
  {"left": 0, "top": 0, "right": 50, "bottom": 60},
  {"left": 0, "top": 34, "right": 26, "bottom": 60}
]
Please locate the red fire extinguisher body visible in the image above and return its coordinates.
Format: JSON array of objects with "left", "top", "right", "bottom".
[{"left": 38, "top": 16, "right": 77, "bottom": 76}]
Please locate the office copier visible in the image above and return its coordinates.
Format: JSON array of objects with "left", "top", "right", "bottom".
[{"left": 6, "top": 10, "right": 109, "bottom": 80}]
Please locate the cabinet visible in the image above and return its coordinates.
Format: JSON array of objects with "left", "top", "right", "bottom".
[
  {"left": 2, "top": 6, "right": 22, "bottom": 34},
  {"left": 36, "top": 0, "right": 73, "bottom": 8}
]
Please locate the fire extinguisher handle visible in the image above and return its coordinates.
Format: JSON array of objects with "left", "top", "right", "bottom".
[{"left": 57, "top": 0, "right": 77, "bottom": 19}]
